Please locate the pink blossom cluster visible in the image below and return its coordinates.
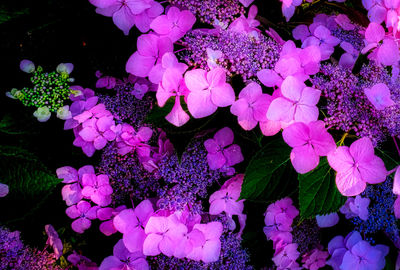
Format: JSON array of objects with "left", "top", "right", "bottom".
[
  {"left": 209, "top": 174, "right": 247, "bottom": 236},
  {"left": 106, "top": 199, "right": 224, "bottom": 265},
  {"left": 204, "top": 127, "right": 244, "bottom": 175},
  {"left": 256, "top": 40, "right": 322, "bottom": 135},
  {"left": 293, "top": 14, "right": 360, "bottom": 68},
  {"left": 301, "top": 247, "right": 329, "bottom": 270},
  {"left": 326, "top": 231, "right": 388, "bottom": 269},
  {"left": 263, "top": 198, "right": 301, "bottom": 269},
  {"left": 57, "top": 165, "right": 115, "bottom": 233},
  {"left": 88, "top": 0, "right": 164, "bottom": 35},
  {"left": 327, "top": 137, "right": 387, "bottom": 196}
]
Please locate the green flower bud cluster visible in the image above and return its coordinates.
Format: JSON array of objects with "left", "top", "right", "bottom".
[{"left": 13, "top": 66, "right": 72, "bottom": 112}]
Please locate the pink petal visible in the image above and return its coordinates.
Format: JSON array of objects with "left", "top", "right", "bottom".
[
  {"left": 62, "top": 183, "right": 83, "bottom": 206},
  {"left": 282, "top": 122, "right": 309, "bottom": 147},
  {"left": 257, "top": 69, "right": 282, "bottom": 87},
  {"left": 294, "top": 104, "right": 319, "bottom": 123},
  {"left": 71, "top": 218, "right": 91, "bottom": 234},
  {"left": 368, "top": 5, "right": 387, "bottom": 23},
  {"left": 56, "top": 166, "right": 78, "bottom": 183},
  {"left": 290, "top": 144, "right": 320, "bottom": 174},
  {"left": 94, "top": 136, "right": 108, "bottom": 150},
  {"left": 377, "top": 38, "right": 400, "bottom": 66},
  {"left": 81, "top": 186, "right": 95, "bottom": 197},
  {"left": 281, "top": 76, "right": 305, "bottom": 101},
  {"left": 77, "top": 200, "right": 91, "bottom": 213},
  {"left": 211, "top": 83, "right": 235, "bottom": 107},
  {"left": 126, "top": 52, "right": 155, "bottom": 78},
  {"left": 184, "top": 69, "right": 209, "bottom": 92},
  {"left": 327, "top": 146, "right": 354, "bottom": 173},
  {"left": 209, "top": 199, "right": 225, "bottom": 215},
  {"left": 252, "top": 94, "right": 271, "bottom": 122},
  {"left": 66, "top": 205, "right": 81, "bottom": 219},
  {"left": 223, "top": 144, "right": 244, "bottom": 166},
  {"left": 112, "top": 6, "right": 135, "bottom": 35},
  {"left": 187, "top": 90, "right": 216, "bottom": 118},
  {"left": 143, "top": 234, "right": 162, "bottom": 256},
  {"left": 364, "top": 83, "right": 395, "bottom": 110},
  {"left": 201, "top": 240, "right": 221, "bottom": 263},
  {"left": 214, "top": 127, "right": 234, "bottom": 147},
  {"left": 359, "top": 156, "right": 387, "bottom": 184},
  {"left": 230, "top": 99, "right": 250, "bottom": 117},
  {"left": 393, "top": 167, "right": 400, "bottom": 195},
  {"left": 237, "top": 108, "right": 257, "bottom": 130},
  {"left": 260, "top": 120, "right": 281, "bottom": 136},
  {"left": 207, "top": 152, "right": 226, "bottom": 170},
  {"left": 165, "top": 96, "right": 190, "bottom": 127},
  {"left": 123, "top": 228, "right": 146, "bottom": 253},
  {"left": 336, "top": 168, "right": 366, "bottom": 196},
  {"left": 113, "top": 209, "right": 137, "bottom": 233},
  {"left": 267, "top": 97, "right": 295, "bottom": 122},
  {"left": 394, "top": 197, "right": 400, "bottom": 218},
  {"left": 177, "top": 10, "right": 196, "bottom": 33},
  {"left": 99, "top": 220, "right": 117, "bottom": 236},
  {"left": 150, "top": 15, "right": 173, "bottom": 35},
  {"left": 204, "top": 139, "right": 219, "bottom": 154},
  {"left": 292, "top": 24, "right": 310, "bottom": 42},
  {"left": 225, "top": 200, "right": 244, "bottom": 216},
  {"left": 299, "top": 87, "right": 321, "bottom": 106}
]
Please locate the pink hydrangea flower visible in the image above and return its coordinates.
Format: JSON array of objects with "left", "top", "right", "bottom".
[
  {"left": 89, "top": 0, "right": 163, "bottom": 34},
  {"left": 302, "top": 248, "right": 329, "bottom": 270},
  {"left": 81, "top": 173, "right": 113, "bottom": 207},
  {"left": 184, "top": 68, "right": 235, "bottom": 118},
  {"left": 97, "top": 205, "right": 127, "bottom": 236},
  {"left": 126, "top": 33, "right": 173, "bottom": 78},
  {"left": 186, "top": 222, "right": 223, "bottom": 263},
  {"left": 364, "top": 83, "right": 395, "bottom": 110},
  {"left": 272, "top": 243, "right": 300, "bottom": 269},
  {"left": 230, "top": 82, "right": 270, "bottom": 131},
  {"left": 267, "top": 76, "right": 321, "bottom": 124},
  {"left": 327, "top": 137, "right": 387, "bottom": 196},
  {"left": 150, "top": 6, "right": 196, "bottom": 42},
  {"left": 99, "top": 239, "right": 149, "bottom": 270},
  {"left": 57, "top": 165, "right": 95, "bottom": 206},
  {"left": 45, "top": 224, "right": 63, "bottom": 259},
  {"left": 66, "top": 200, "right": 100, "bottom": 233},
  {"left": 228, "top": 5, "right": 260, "bottom": 37},
  {"left": 282, "top": 120, "right": 336, "bottom": 174},
  {"left": 362, "top": 22, "right": 400, "bottom": 66},
  {"left": 143, "top": 215, "right": 187, "bottom": 256},
  {"left": 149, "top": 52, "right": 188, "bottom": 84},
  {"left": 204, "top": 127, "right": 244, "bottom": 174},
  {"left": 302, "top": 25, "right": 340, "bottom": 60},
  {"left": 156, "top": 68, "right": 190, "bottom": 127},
  {"left": 115, "top": 124, "right": 152, "bottom": 156},
  {"left": 209, "top": 175, "right": 245, "bottom": 217},
  {"left": 114, "top": 199, "right": 154, "bottom": 253}
]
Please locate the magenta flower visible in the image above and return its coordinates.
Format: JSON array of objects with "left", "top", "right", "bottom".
[
  {"left": 143, "top": 215, "right": 187, "bottom": 256},
  {"left": 184, "top": 68, "right": 235, "bottom": 118},
  {"left": 126, "top": 33, "right": 173, "bottom": 78},
  {"left": 204, "top": 127, "right": 244, "bottom": 173},
  {"left": 281, "top": 0, "right": 302, "bottom": 21},
  {"left": 186, "top": 222, "right": 223, "bottom": 263},
  {"left": 230, "top": 82, "right": 270, "bottom": 131},
  {"left": 81, "top": 174, "right": 113, "bottom": 207},
  {"left": 393, "top": 166, "right": 400, "bottom": 195},
  {"left": 66, "top": 200, "right": 99, "bottom": 233},
  {"left": 156, "top": 68, "right": 190, "bottom": 127},
  {"left": 228, "top": 5, "right": 260, "bottom": 37},
  {"left": 302, "top": 248, "right": 329, "bottom": 270},
  {"left": 148, "top": 52, "right": 188, "bottom": 84},
  {"left": 150, "top": 6, "right": 196, "bottom": 42},
  {"left": 209, "top": 175, "right": 244, "bottom": 217},
  {"left": 272, "top": 243, "right": 300, "bottom": 269},
  {"left": 327, "top": 137, "right": 387, "bottom": 196},
  {"left": 115, "top": 123, "right": 152, "bottom": 156},
  {"left": 57, "top": 165, "right": 95, "bottom": 206},
  {"left": 89, "top": 0, "right": 163, "bottom": 35},
  {"left": 45, "top": 224, "right": 63, "bottom": 259},
  {"left": 341, "top": 240, "right": 388, "bottom": 270},
  {"left": 364, "top": 83, "right": 395, "bottom": 110},
  {"left": 114, "top": 200, "right": 154, "bottom": 253},
  {"left": 68, "top": 251, "right": 98, "bottom": 270},
  {"left": 97, "top": 205, "right": 126, "bottom": 236},
  {"left": 362, "top": 22, "right": 400, "bottom": 66},
  {"left": 302, "top": 25, "right": 340, "bottom": 60},
  {"left": 99, "top": 239, "right": 149, "bottom": 270},
  {"left": 282, "top": 121, "right": 336, "bottom": 174},
  {"left": 267, "top": 76, "right": 321, "bottom": 124}
]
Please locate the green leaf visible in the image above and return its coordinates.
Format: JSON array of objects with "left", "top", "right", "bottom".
[
  {"left": 298, "top": 157, "right": 346, "bottom": 219},
  {"left": 145, "top": 97, "right": 175, "bottom": 127},
  {"left": 375, "top": 147, "right": 399, "bottom": 171},
  {"left": 0, "top": 148, "right": 61, "bottom": 199},
  {"left": 239, "top": 138, "right": 291, "bottom": 200},
  {"left": 0, "top": 7, "right": 29, "bottom": 24},
  {"left": 0, "top": 114, "right": 29, "bottom": 135}
]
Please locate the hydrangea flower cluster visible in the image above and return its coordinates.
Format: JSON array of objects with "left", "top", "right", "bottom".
[
  {"left": 7, "top": 60, "right": 74, "bottom": 122},
  {"left": 0, "top": 226, "right": 63, "bottom": 270},
  {"left": 327, "top": 231, "right": 388, "bottom": 269}
]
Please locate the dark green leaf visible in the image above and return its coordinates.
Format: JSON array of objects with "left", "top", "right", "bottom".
[
  {"left": 0, "top": 7, "right": 29, "bottom": 24},
  {"left": 239, "top": 138, "right": 291, "bottom": 200},
  {"left": 298, "top": 157, "right": 346, "bottom": 219},
  {"left": 375, "top": 147, "right": 399, "bottom": 172},
  {"left": 0, "top": 114, "right": 28, "bottom": 135}
]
